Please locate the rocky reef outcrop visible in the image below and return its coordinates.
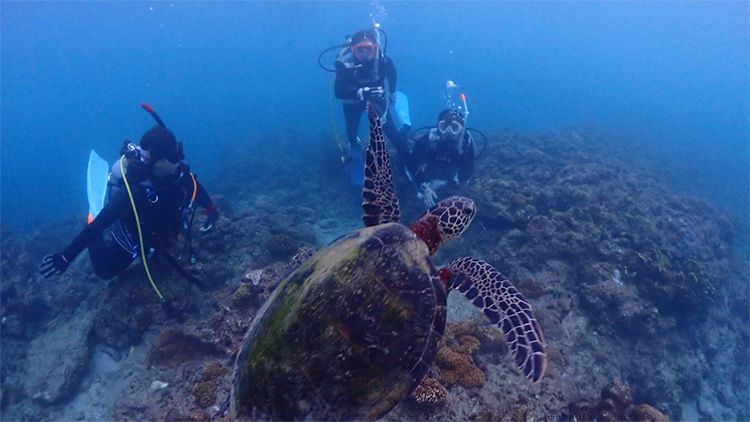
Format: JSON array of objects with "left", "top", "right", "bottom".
[{"left": 0, "top": 128, "right": 745, "bottom": 421}]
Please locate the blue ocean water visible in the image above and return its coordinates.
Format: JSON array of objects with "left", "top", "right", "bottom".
[
  {"left": 1, "top": 1, "right": 747, "bottom": 236},
  {"left": 1, "top": 3, "right": 749, "bottom": 420}
]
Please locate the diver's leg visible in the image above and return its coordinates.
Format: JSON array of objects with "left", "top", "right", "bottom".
[
  {"left": 343, "top": 102, "right": 365, "bottom": 147},
  {"left": 89, "top": 234, "right": 135, "bottom": 280},
  {"left": 369, "top": 100, "right": 407, "bottom": 154},
  {"left": 372, "top": 101, "right": 411, "bottom": 172},
  {"left": 343, "top": 102, "right": 366, "bottom": 185},
  {"left": 382, "top": 112, "right": 410, "bottom": 158}
]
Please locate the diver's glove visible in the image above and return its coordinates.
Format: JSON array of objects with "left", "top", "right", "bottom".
[
  {"left": 418, "top": 183, "right": 438, "bottom": 207},
  {"left": 40, "top": 253, "right": 69, "bottom": 278},
  {"left": 200, "top": 205, "right": 218, "bottom": 233},
  {"left": 357, "top": 86, "right": 384, "bottom": 101}
]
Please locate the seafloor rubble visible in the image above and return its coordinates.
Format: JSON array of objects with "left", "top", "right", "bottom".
[{"left": 1, "top": 128, "right": 747, "bottom": 421}]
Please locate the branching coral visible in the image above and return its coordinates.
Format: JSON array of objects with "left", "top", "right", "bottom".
[
  {"left": 435, "top": 321, "right": 488, "bottom": 388},
  {"left": 202, "top": 361, "right": 228, "bottom": 382},
  {"left": 192, "top": 381, "right": 217, "bottom": 408}
]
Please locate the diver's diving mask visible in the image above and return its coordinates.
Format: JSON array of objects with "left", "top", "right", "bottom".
[
  {"left": 352, "top": 42, "right": 377, "bottom": 60},
  {"left": 438, "top": 119, "right": 463, "bottom": 136},
  {"left": 133, "top": 142, "right": 184, "bottom": 165},
  {"left": 125, "top": 143, "right": 151, "bottom": 164}
]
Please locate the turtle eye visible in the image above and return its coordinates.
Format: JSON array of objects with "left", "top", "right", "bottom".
[{"left": 462, "top": 208, "right": 474, "bottom": 217}]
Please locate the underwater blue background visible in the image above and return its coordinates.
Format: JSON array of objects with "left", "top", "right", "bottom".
[
  {"left": 2, "top": 1, "right": 748, "bottom": 239},
  {"left": 1, "top": 3, "right": 749, "bottom": 421}
]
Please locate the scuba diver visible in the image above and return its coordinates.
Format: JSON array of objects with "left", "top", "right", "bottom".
[
  {"left": 407, "top": 109, "right": 476, "bottom": 207},
  {"left": 332, "top": 28, "right": 409, "bottom": 185},
  {"left": 40, "top": 107, "right": 217, "bottom": 313}
]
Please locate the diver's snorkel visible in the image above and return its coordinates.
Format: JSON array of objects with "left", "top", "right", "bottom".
[
  {"left": 458, "top": 93, "right": 470, "bottom": 154},
  {"left": 372, "top": 22, "right": 381, "bottom": 79},
  {"left": 119, "top": 104, "right": 168, "bottom": 169},
  {"left": 141, "top": 103, "right": 185, "bottom": 162},
  {"left": 141, "top": 103, "right": 166, "bottom": 128},
  {"left": 461, "top": 93, "right": 469, "bottom": 126}
]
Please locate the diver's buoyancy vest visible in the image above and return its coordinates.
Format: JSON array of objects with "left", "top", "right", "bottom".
[{"left": 107, "top": 164, "right": 193, "bottom": 256}]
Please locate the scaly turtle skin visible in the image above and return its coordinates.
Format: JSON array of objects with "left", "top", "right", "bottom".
[{"left": 230, "top": 105, "right": 546, "bottom": 421}]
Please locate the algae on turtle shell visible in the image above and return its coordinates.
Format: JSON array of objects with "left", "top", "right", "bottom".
[{"left": 232, "top": 224, "right": 445, "bottom": 420}]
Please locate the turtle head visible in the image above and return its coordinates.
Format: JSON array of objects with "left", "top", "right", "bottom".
[{"left": 409, "top": 196, "right": 476, "bottom": 255}]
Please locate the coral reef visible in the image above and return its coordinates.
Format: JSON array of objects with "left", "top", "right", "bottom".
[
  {"left": 202, "top": 362, "right": 228, "bottom": 382},
  {"left": 624, "top": 246, "right": 717, "bottom": 319},
  {"left": 566, "top": 381, "right": 669, "bottom": 422},
  {"left": 151, "top": 330, "right": 222, "bottom": 367},
  {"left": 434, "top": 320, "right": 493, "bottom": 388},
  {"left": 243, "top": 268, "right": 263, "bottom": 285},
  {"left": 265, "top": 233, "right": 300, "bottom": 261},
  {"left": 192, "top": 381, "right": 217, "bottom": 408},
  {"left": 467, "top": 130, "right": 733, "bottom": 326},
  {"left": 578, "top": 262, "right": 665, "bottom": 336},
  {"left": 409, "top": 376, "right": 447, "bottom": 406},
  {"left": 0, "top": 128, "right": 745, "bottom": 422},
  {"left": 91, "top": 272, "right": 161, "bottom": 352},
  {"left": 229, "top": 283, "right": 254, "bottom": 310},
  {"left": 630, "top": 404, "right": 671, "bottom": 422},
  {"left": 23, "top": 309, "right": 95, "bottom": 406},
  {"left": 241, "top": 250, "right": 314, "bottom": 303}
]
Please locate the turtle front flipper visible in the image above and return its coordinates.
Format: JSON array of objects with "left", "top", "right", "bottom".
[
  {"left": 362, "top": 103, "right": 401, "bottom": 227},
  {"left": 441, "top": 257, "right": 547, "bottom": 383}
]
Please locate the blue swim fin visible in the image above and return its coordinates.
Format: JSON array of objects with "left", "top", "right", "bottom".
[
  {"left": 87, "top": 150, "right": 109, "bottom": 222},
  {"left": 394, "top": 91, "right": 411, "bottom": 129}
]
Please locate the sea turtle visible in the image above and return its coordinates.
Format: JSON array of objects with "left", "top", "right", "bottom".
[{"left": 230, "top": 105, "right": 546, "bottom": 420}]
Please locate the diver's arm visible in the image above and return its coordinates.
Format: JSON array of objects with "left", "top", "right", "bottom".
[
  {"left": 457, "top": 136, "right": 476, "bottom": 184},
  {"left": 60, "top": 202, "right": 122, "bottom": 262},
  {"left": 41, "top": 186, "right": 132, "bottom": 277},
  {"left": 383, "top": 56, "right": 397, "bottom": 94},
  {"left": 193, "top": 180, "right": 218, "bottom": 232},
  {"left": 334, "top": 70, "right": 360, "bottom": 100},
  {"left": 193, "top": 180, "right": 215, "bottom": 212},
  {"left": 408, "top": 136, "right": 430, "bottom": 187},
  {"left": 41, "top": 204, "right": 120, "bottom": 279},
  {"left": 409, "top": 140, "right": 436, "bottom": 207},
  {"left": 408, "top": 137, "right": 428, "bottom": 176}
]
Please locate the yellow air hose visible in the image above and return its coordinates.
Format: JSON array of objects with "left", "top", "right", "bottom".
[{"left": 119, "top": 155, "right": 164, "bottom": 301}]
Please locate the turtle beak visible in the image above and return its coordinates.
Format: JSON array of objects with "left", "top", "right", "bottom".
[{"left": 455, "top": 198, "right": 476, "bottom": 234}]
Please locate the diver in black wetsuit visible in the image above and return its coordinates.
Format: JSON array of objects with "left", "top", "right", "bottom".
[
  {"left": 334, "top": 29, "right": 409, "bottom": 184},
  {"left": 40, "top": 126, "right": 217, "bottom": 281},
  {"left": 407, "top": 109, "right": 475, "bottom": 207}
]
